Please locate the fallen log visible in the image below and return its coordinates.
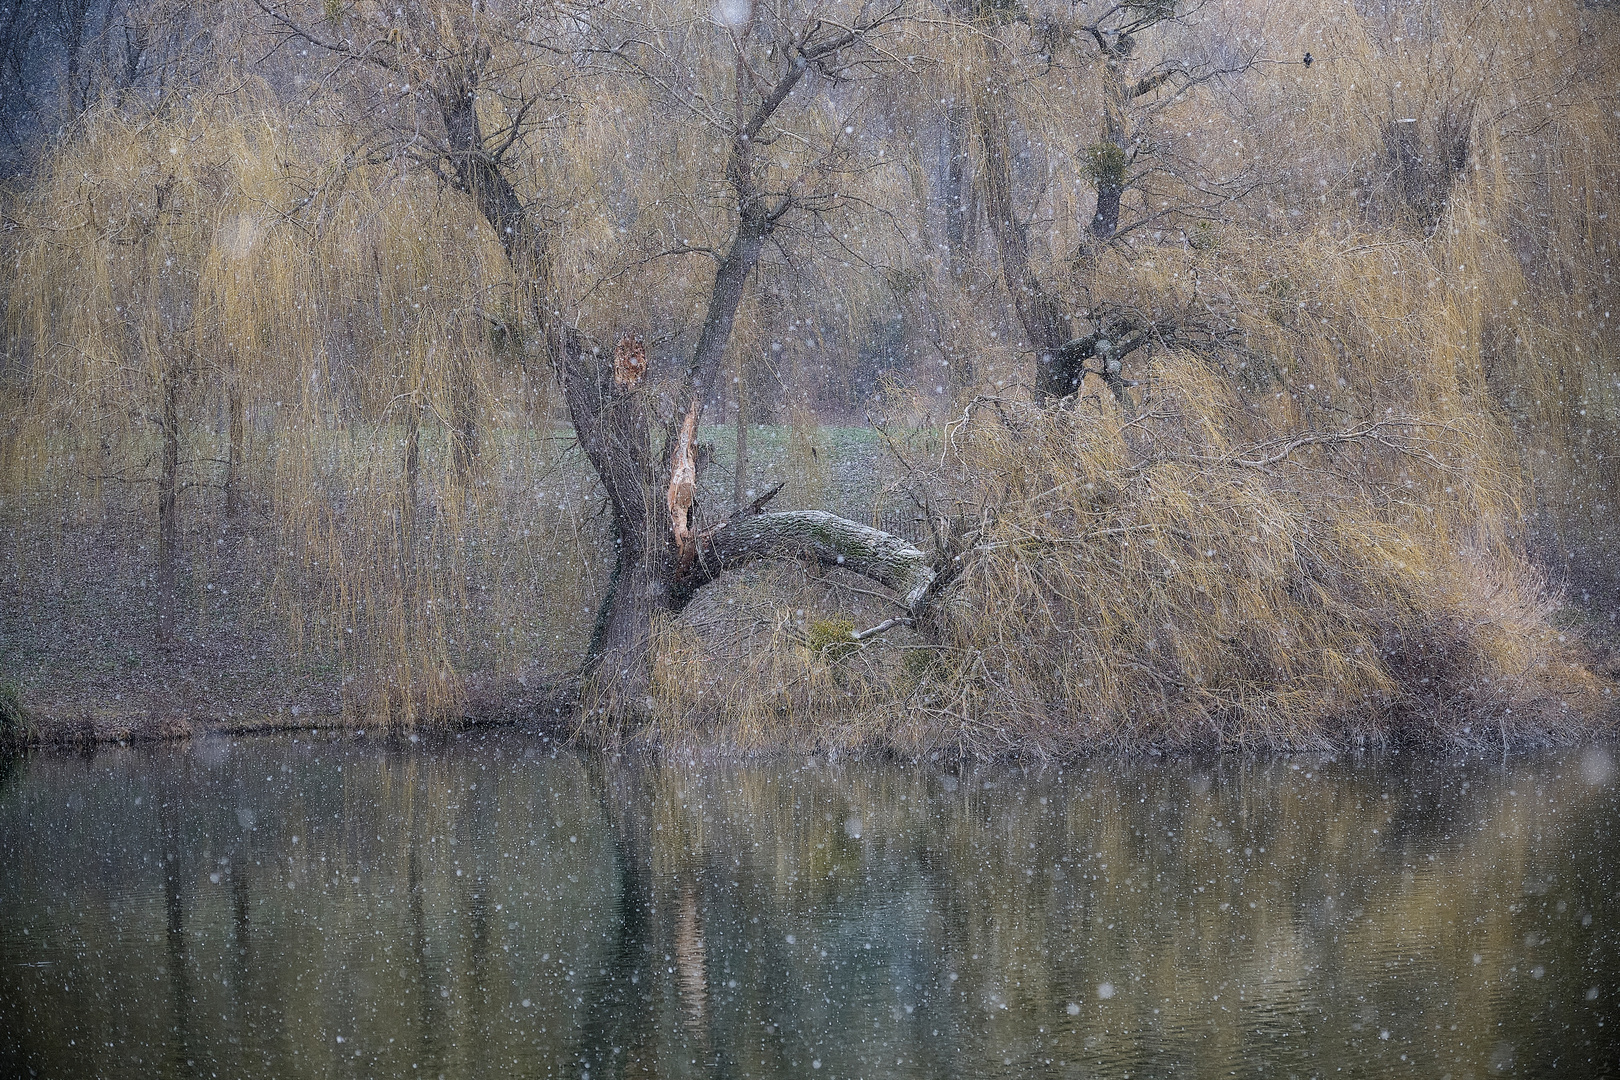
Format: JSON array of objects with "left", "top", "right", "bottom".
[{"left": 672, "top": 509, "right": 938, "bottom": 615}]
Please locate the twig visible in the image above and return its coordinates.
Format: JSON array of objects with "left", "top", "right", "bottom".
[{"left": 852, "top": 616, "right": 910, "bottom": 642}]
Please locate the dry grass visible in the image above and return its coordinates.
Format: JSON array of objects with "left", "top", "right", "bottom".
[
  {"left": 643, "top": 558, "right": 930, "bottom": 752},
  {"left": 925, "top": 380, "right": 1605, "bottom": 753}
]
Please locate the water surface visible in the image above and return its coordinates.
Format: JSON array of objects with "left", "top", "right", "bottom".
[{"left": 2, "top": 735, "right": 1617, "bottom": 1077}]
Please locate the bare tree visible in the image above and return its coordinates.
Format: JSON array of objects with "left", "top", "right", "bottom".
[
  {"left": 252, "top": 0, "right": 950, "bottom": 715},
  {"left": 0, "top": 0, "right": 215, "bottom": 175}
]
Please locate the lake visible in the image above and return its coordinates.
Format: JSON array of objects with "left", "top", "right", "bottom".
[{"left": 2, "top": 733, "right": 1617, "bottom": 1077}]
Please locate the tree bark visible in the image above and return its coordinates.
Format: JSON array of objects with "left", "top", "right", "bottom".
[
  {"left": 688, "top": 217, "right": 769, "bottom": 408},
  {"left": 943, "top": 99, "right": 973, "bottom": 280},
  {"left": 733, "top": 354, "right": 748, "bottom": 511},
  {"left": 1087, "top": 47, "right": 1133, "bottom": 240},
  {"left": 675, "top": 510, "right": 938, "bottom": 615},
  {"left": 1090, "top": 171, "right": 1124, "bottom": 240},
  {"left": 558, "top": 330, "right": 663, "bottom": 705},
  {"left": 403, "top": 395, "right": 420, "bottom": 545},
  {"left": 587, "top": 558, "right": 668, "bottom": 714}
]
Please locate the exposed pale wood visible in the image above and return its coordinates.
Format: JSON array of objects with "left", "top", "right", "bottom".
[{"left": 668, "top": 400, "right": 700, "bottom": 573}]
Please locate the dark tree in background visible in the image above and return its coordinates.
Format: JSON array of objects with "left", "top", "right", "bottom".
[{"left": 0, "top": 0, "right": 216, "bottom": 177}]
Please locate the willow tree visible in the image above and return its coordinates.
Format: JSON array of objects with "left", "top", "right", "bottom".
[
  {"left": 6, "top": 101, "right": 252, "bottom": 652},
  {"left": 253, "top": 0, "right": 950, "bottom": 716},
  {"left": 955, "top": 0, "right": 1255, "bottom": 400}
]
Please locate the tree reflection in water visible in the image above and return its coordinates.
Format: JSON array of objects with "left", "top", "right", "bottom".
[{"left": 0, "top": 736, "right": 1616, "bottom": 1078}]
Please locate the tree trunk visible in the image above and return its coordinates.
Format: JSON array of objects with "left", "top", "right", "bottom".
[
  {"left": 557, "top": 330, "right": 663, "bottom": 707},
  {"left": 943, "top": 99, "right": 972, "bottom": 280},
  {"left": 975, "top": 77, "right": 1072, "bottom": 400},
  {"left": 567, "top": 203, "right": 769, "bottom": 712},
  {"left": 733, "top": 353, "right": 748, "bottom": 511},
  {"left": 224, "top": 381, "right": 244, "bottom": 517},
  {"left": 1089, "top": 173, "right": 1124, "bottom": 240},
  {"left": 156, "top": 350, "right": 181, "bottom": 653},
  {"left": 1088, "top": 46, "right": 1134, "bottom": 240},
  {"left": 587, "top": 557, "right": 668, "bottom": 714},
  {"left": 403, "top": 395, "right": 420, "bottom": 546}
]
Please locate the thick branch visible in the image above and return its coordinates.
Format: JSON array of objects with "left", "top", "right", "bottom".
[
  {"left": 686, "top": 219, "right": 769, "bottom": 406},
  {"left": 1130, "top": 67, "right": 1176, "bottom": 100},
  {"left": 1050, "top": 327, "right": 1151, "bottom": 403}
]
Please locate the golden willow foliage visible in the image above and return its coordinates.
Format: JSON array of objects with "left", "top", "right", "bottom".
[
  {"left": 647, "top": 253, "right": 1610, "bottom": 753},
  {"left": 1, "top": 87, "right": 596, "bottom": 725},
  {"left": 926, "top": 371, "right": 1590, "bottom": 753},
  {"left": 1214, "top": 0, "right": 1620, "bottom": 593}
]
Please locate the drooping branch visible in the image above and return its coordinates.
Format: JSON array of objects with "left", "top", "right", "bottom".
[{"left": 1226, "top": 420, "right": 1458, "bottom": 471}]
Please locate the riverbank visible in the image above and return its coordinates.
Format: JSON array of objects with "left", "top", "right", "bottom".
[
  {"left": 0, "top": 669, "right": 572, "bottom": 749},
  {"left": 0, "top": 423, "right": 902, "bottom": 749},
  {"left": 5, "top": 601, "right": 1615, "bottom": 754}
]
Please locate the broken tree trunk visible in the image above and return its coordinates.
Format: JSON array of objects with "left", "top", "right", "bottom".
[
  {"left": 668, "top": 401, "right": 700, "bottom": 575},
  {"left": 557, "top": 330, "right": 662, "bottom": 708},
  {"left": 424, "top": 17, "right": 934, "bottom": 718}
]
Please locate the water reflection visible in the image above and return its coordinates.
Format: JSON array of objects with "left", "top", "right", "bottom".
[{"left": 1, "top": 736, "right": 1616, "bottom": 1078}]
